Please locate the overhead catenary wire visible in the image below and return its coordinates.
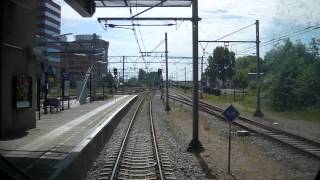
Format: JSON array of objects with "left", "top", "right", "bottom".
[
  {"left": 236, "top": 23, "right": 320, "bottom": 54},
  {"left": 135, "top": 2, "right": 147, "bottom": 53},
  {"left": 129, "top": 7, "right": 147, "bottom": 68},
  {"left": 214, "top": 23, "right": 256, "bottom": 42},
  {"left": 199, "top": 22, "right": 256, "bottom": 57}
]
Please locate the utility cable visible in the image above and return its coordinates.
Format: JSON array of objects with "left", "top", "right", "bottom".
[
  {"left": 236, "top": 23, "right": 320, "bottom": 54},
  {"left": 214, "top": 23, "right": 255, "bottom": 41},
  {"left": 129, "top": 7, "right": 147, "bottom": 68}
]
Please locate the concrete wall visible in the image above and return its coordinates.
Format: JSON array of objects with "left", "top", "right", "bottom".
[{"left": 1, "top": 0, "right": 38, "bottom": 137}]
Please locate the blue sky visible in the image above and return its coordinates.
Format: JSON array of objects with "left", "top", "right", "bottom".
[{"left": 57, "top": 0, "right": 320, "bottom": 80}]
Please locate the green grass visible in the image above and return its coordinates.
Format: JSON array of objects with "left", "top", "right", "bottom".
[{"left": 174, "top": 87, "right": 320, "bottom": 122}]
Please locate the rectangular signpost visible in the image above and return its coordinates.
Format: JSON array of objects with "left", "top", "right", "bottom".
[{"left": 222, "top": 104, "right": 240, "bottom": 174}]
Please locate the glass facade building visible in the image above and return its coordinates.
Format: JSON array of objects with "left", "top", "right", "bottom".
[{"left": 37, "top": 0, "right": 61, "bottom": 76}]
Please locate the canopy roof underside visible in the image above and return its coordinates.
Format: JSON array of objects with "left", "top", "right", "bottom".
[{"left": 95, "top": 0, "right": 192, "bottom": 7}]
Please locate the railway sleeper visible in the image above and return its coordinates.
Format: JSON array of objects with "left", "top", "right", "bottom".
[
  {"left": 117, "top": 171, "right": 157, "bottom": 178},
  {"left": 122, "top": 158, "right": 155, "bottom": 163},
  {"left": 121, "top": 161, "right": 155, "bottom": 166},
  {"left": 120, "top": 164, "right": 156, "bottom": 169}
]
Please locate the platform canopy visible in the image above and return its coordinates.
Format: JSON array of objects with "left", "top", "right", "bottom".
[{"left": 95, "top": 0, "right": 192, "bottom": 7}]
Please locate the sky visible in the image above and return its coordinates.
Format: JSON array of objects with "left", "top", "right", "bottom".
[{"left": 57, "top": 0, "right": 320, "bottom": 81}]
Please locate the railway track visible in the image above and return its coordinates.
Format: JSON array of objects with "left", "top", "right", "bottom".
[
  {"left": 98, "top": 93, "right": 175, "bottom": 180},
  {"left": 115, "top": 87, "right": 147, "bottom": 95},
  {"left": 168, "top": 91, "right": 320, "bottom": 160}
]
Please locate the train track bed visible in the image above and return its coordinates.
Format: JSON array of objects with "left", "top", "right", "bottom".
[
  {"left": 168, "top": 92, "right": 320, "bottom": 160},
  {"left": 86, "top": 91, "right": 319, "bottom": 179},
  {"left": 165, "top": 91, "right": 319, "bottom": 179},
  {"left": 171, "top": 88, "right": 320, "bottom": 143},
  {"left": 86, "top": 92, "right": 176, "bottom": 179}
]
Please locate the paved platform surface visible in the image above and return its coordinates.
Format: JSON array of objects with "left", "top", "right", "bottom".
[{"left": 0, "top": 95, "right": 136, "bottom": 179}]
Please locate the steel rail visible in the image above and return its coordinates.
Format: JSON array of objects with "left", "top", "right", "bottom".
[
  {"left": 168, "top": 92, "right": 320, "bottom": 159},
  {"left": 109, "top": 94, "right": 146, "bottom": 179},
  {"left": 149, "top": 100, "right": 165, "bottom": 180}
]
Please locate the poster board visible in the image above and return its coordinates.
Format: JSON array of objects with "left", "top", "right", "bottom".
[{"left": 13, "top": 76, "right": 32, "bottom": 108}]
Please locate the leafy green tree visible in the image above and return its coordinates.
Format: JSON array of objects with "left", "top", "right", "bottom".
[
  {"left": 264, "top": 38, "right": 320, "bottom": 111},
  {"left": 205, "top": 46, "right": 235, "bottom": 88},
  {"left": 271, "top": 61, "right": 301, "bottom": 111},
  {"left": 309, "top": 38, "right": 320, "bottom": 56},
  {"left": 232, "top": 55, "right": 257, "bottom": 90},
  {"left": 297, "top": 58, "right": 320, "bottom": 107},
  {"left": 105, "top": 71, "right": 114, "bottom": 88},
  {"left": 137, "top": 69, "right": 161, "bottom": 87},
  {"left": 138, "top": 69, "right": 146, "bottom": 81}
]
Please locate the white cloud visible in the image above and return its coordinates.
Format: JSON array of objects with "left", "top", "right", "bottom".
[{"left": 58, "top": 0, "right": 320, "bottom": 80}]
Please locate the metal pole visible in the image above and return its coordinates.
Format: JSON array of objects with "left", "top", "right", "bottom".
[
  {"left": 184, "top": 66, "right": 187, "bottom": 93},
  {"left": 254, "top": 20, "right": 263, "bottom": 117},
  {"left": 93, "top": 34, "right": 96, "bottom": 101},
  {"left": 68, "top": 96, "right": 70, "bottom": 109},
  {"left": 102, "top": 76, "right": 105, "bottom": 100},
  {"left": 188, "top": 0, "right": 203, "bottom": 152},
  {"left": 105, "top": 48, "right": 108, "bottom": 73},
  {"left": 44, "top": 36, "right": 49, "bottom": 114},
  {"left": 37, "top": 78, "right": 41, "bottom": 120},
  {"left": 200, "top": 53, "right": 203, "bottom": 99},
  {"left": 165, "top": 33, "right": 171, "bottom": 112},
  {"left": 233, "top": 82, "right": 236, "bottom": 102},
  {"left": 44, "top": 72, "right": 48, "bottom": 114},
  {"left": 89, "top": 71, "right": 92, "bottom": 103},
  {"left": 61, "top": 75, "right": 65, "bottom": 111},
  {"left": 122, "top": 56, "right": 125, "bottom": 94},
  {"left": 228, "top": 122, "right": 231, "bottom": 174}
]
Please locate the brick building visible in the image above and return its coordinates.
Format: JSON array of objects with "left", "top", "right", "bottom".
[{"left": 60, "top": 34, "right": 109, "bottom": 88}]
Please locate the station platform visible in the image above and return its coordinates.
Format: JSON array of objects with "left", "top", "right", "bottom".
[{"left": 0, "top": 95, "right": 137, "bottom": 180}]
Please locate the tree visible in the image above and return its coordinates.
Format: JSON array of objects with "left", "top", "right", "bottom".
[
  {"left": 138, "top": 69, "right": 146, "bottom": 81},
  {"left": 137, "top": 69, "right": 161, "bottom": 87},
  {"left": 264, "top": 38, "right": 320, "bottom": 111},
  {"left": 105, "top": 71, "right": 114, "bottom": 88},
  {"left": 205, "top": 46, "right": 235, "bottom": 88},
  {"left": 232, "top": 55, "right": 260, "bottom": 90},
  {"left": 309, "top": 38, "right": 320, "bottom": 57}
]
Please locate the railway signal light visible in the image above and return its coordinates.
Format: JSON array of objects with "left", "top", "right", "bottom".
[
  {"left": 113, "top": 68, "right": 118, "bottom": 76},
  {"left": 158, "top": 69, "right": 162, "bottom": 76}
]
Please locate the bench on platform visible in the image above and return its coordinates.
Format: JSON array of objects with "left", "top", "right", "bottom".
[{"left": 46, "top": 98, "right": 61, "bottom": 113}]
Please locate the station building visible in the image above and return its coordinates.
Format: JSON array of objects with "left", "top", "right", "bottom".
[
  {"left": 1, "top": 0, "right": 99, "bottom": 138},
  {"left": 1, "top": 0, "right": 39, "bottom": 138}
]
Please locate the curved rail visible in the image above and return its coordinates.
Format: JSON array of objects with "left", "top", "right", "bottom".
[{"left": 168, "top": 92, "right": 320, "bottom": 159}]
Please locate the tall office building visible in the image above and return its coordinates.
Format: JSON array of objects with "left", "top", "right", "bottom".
[{"left": 37, "top": 0, "right": 61, "bottom": 78}]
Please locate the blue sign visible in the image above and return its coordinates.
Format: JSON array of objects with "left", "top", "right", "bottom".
[
  {"left": 222, "top": 104, "right": 240, "bottom": 122},
  {"left": 63, "top": 73, "right": 70, "bottom": 80}
]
